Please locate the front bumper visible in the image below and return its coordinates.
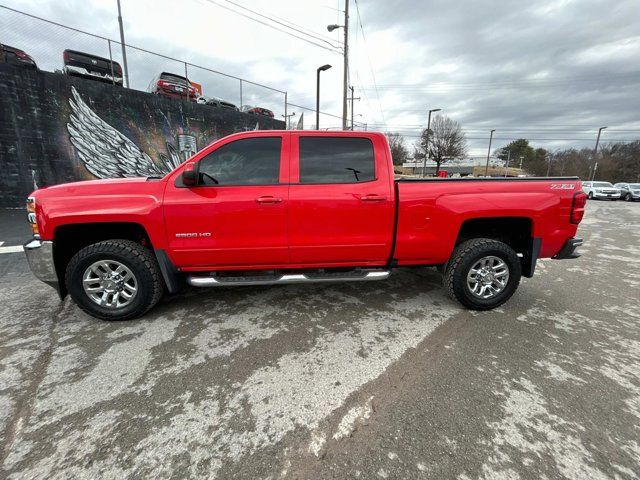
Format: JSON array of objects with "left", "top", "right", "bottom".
[
  {"left": 23, "top": 239, "right": 62, "bottom": 295},
  {"left": 553, "top": 237, "right": 583, "bottom": 260}
]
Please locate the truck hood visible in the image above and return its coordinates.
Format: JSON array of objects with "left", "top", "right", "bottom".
[{"left": 30, "top": 177, "right": 164, "bottom": 200}]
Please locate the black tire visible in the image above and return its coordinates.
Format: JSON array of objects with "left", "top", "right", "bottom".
[
  {"left": 588, "top": 192, "right": 593, "bottom": 199},
  {"left": 625, "top": 193, "right": 632, "bottom": 202},
  {"left": 443, "top": 238, "right": 521, "bottom": 311},
  {"left": 65, "top": 240, "right": 163, "bottom": 320}
]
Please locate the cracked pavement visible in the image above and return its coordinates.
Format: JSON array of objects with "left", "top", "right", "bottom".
[{"left": 0, "top": 201, "right": 639, "bottom": 479}]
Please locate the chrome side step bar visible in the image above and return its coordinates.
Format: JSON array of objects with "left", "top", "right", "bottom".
[{"left": 186, "top": 270, "right": 390, "bottom": 287}]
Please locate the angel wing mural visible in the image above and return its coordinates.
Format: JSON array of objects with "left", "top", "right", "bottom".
[{"left": 67, "top": 86, "right": 182, "bottom": 179}]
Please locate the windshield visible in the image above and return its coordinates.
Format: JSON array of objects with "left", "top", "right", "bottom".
[
  {"left": 594, "top": 182, "right": 613, "bottom": 188},
  {"left": 629, "top": 184, "right": 640, "bottom": 188}
]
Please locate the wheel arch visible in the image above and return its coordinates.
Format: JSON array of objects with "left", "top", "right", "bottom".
[
  {"left": 455, "top": 216, "right": 539, "bottom": 278},
  {"left": 52, "top": 222, "right": 156, "bottom": 298}
]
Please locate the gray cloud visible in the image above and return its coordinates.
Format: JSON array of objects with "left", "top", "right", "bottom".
[{"left": 1, "top": 0, "right": 638, "bottom": 154}]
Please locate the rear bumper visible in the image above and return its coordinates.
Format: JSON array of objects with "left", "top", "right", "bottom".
[
  {"left": 64, "top": 65, "right": 123, "bottom": 85},
  {"left": 590, "top": 191, "right": 620, "bottom": 199},
  {"left": 553, "top": 237, "right": 583, "bottom": 260},
  {"left": 23, "top": 239, "right": 62, "bottom": 295}
]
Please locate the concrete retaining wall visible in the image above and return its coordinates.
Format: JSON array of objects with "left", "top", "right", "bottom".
[{"left": 0, "top": 64, "right": 284, "bottom": 207}]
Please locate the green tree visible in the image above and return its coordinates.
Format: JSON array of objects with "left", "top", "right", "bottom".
[{"left": 494, "top": 139, "right": 535, "bottom": 171}]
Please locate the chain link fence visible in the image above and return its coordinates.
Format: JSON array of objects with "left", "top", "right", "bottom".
[{"left": 0, "top": 5, "right": 288, "bottom": 118}]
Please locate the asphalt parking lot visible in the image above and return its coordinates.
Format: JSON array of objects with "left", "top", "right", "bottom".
[{"left": 1, "top": 200, "right": 639, "bottom": 479}]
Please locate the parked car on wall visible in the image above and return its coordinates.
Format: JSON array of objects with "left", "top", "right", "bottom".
[
  {"left": 197, "top": 95, "right": 238, "bottom": 111},
  {"left": 581, "top": 181, "right": 620, "bottom": 200},
  {"left": 614, "top": 183, "right": 640, "bottom": 201},
  {"left": 148, "top": 72, "right": 197, "bottom": 101},
  {"left": 241, "top": 105, "right": 275, "bottom": 117},
  {"left": 63, "top": 49, "right": 123, "bottom": 86},
  {"left": 0, "top": 43, "right": 38, "bottom": 69}
]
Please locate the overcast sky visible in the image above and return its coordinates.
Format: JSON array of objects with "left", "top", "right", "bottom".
[{"left": 1, "top": 0, "right": 639, "bottom": 156}]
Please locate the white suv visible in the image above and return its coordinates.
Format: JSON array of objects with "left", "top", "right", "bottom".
[{"left": 581, "top": 181, "right": 621, "bottom": 200}]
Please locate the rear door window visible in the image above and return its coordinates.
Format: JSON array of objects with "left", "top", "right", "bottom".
[
  {"left": 198, "top": 137, "right": 281, "bottom": 186},
  {"left": 298, "top": 137, "right": 375, "bottom": 184}
]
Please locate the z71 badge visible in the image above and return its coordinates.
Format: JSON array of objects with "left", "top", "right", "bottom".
[{"left": 550, "top": 183, "right": 576, "bottom": 190}]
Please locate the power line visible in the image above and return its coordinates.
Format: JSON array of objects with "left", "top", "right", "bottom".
[
  {"left": 199, "top": 0, "right": 343, "bottom": 54},
  {"left": 353, "top": 0, "right": 385, "bottom": 127},
  {"left": 287, "top": 101, "right": 365, "bottom": 126},
  {"left": 217, "top": 0, "right": 343, "bottom": 50}
]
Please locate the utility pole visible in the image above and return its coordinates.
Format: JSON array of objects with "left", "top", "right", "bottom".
[
  {"left": 590, "top": 126, "right": 607, "bottom": 181},
  {"left": 326, "top": 2, "right": 349, "bottom": 129},
  {"left": 421, "top": 108, "right": 441, "bottom": 177},
  {"left": 519, "top": 156, "right": 524, "bottom": 169},
  {"left": 116, "top": 0, "right": 130, "bottom": 88},
  {"left": 342, "top": 0, "right": 349, "bottom": 130},
  {"left": 484, "top": 129, "right": 495, "bottom": 176},
  {"left": 348, "top": 86, "right": 360, "bottom": 130}
]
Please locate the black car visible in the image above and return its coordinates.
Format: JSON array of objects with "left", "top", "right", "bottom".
[
  {"left": 0, "top": 43, "right": 38, "bottom": 69},
  {"left": 63, "top": 49, "right": 123, "bottom": 86}
]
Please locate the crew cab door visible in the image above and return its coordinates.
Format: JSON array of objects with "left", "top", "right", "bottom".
[
  {"left": 163, "top": 133, "right": 289, "bottom": 268},
  {"left": 288, "top": 133, "right": 395, "bottom": 265}
]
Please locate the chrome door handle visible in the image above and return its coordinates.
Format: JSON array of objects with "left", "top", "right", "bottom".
[
  {"left": 360, "top": 194, "right": 387, "bottom": 202},
  {"left": 256, "top": 196, "right": 283, "bottom": 204}
]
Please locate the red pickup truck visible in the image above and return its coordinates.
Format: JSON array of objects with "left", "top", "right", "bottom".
[{"left": 23, "top": 131, "right": 586, "bottom": 320}]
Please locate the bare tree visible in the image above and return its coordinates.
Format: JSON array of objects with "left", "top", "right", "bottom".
[
  {"left": 418, "top": 115, "right": 467, "bottom": 174},
  {"left": 385, "top": 132, "right": 409, "bottom": 166}
]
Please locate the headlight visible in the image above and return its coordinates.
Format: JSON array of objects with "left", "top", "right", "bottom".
[{"left": 26, "top": 197, "right": 39, "bottom": 237}]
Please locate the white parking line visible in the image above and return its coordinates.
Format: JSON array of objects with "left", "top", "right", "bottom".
[{"left": 0, "top": 245, "right": 24, "bottom": 254}]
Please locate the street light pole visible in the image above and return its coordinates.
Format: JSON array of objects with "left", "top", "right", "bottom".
[
  {"left": 116, "top": 0, "right": 130, "bottom": 88},
  {"left": 590, "top": 126, "right": 607, "bottom": 181},
  {"left": 504, "top": 149, "right": 511, "bottom": 177},
  {"left": 282, "top": 112, "right": 296, "bottom": 129},
  {"left": 421, "top": 108, "right": 441, "bottom": 177},
  {"left": 316, "top": 64, "right": 332, "bottom": 129},
  {"left": 484, "top": 129, "right": 496, "bottom": 176}
]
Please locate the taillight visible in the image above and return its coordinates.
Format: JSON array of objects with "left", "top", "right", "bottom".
[
  {"left": 570, "top": 191, "right": 587, "bottom": 224},
  {"left": 157, "top": 80, "right": 166, "bottom": 87},
  {"left": 114, "top": 63, "right": 122, "bottom": 75},
  {"left": 16, "top": 50, "right": 29, "bottom": 59},
  {"left": 26, "top": 197, "right": 39, "bottom": 236},
  {"left": 63, "top": 50, "right": 70, "bottom": 62}
]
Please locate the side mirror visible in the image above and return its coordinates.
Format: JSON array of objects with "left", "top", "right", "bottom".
[{"left": 182, "top": 163, "right": 198, "bottom": 187}]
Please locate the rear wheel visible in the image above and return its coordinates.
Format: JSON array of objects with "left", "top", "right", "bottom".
[
  {"left": 625, "top": 193, "right": 632, "bottom": 201},
  {"left": 588, "top": 192, "right": 594, "bottom": 199},
  {"left": 444, "top": 238, "right": 521, "bottom": 310},
  {"left": 66, "top": 240, "right": 163, "bottom": 320}
]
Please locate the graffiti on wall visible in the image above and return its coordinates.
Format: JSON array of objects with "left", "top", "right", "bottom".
[
  {"left": 67, "top": 87, "right": 182, "bottom": 178},
  {"left": 0, "top": 65, "right": 284, "bottom": 206}
]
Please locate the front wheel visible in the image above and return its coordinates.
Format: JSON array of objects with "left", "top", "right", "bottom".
[
  {"left": 625, "top": 193, "right": 632, "bottom": 201},
  {"left": 443, "top": 238, "right": 522, "bottom": 310},
  {"left": 588, "top": 192, "right": 594, "bottom": 199},
  {"left": 65, "top": 240, "right": 163, "bottom": 320}
]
